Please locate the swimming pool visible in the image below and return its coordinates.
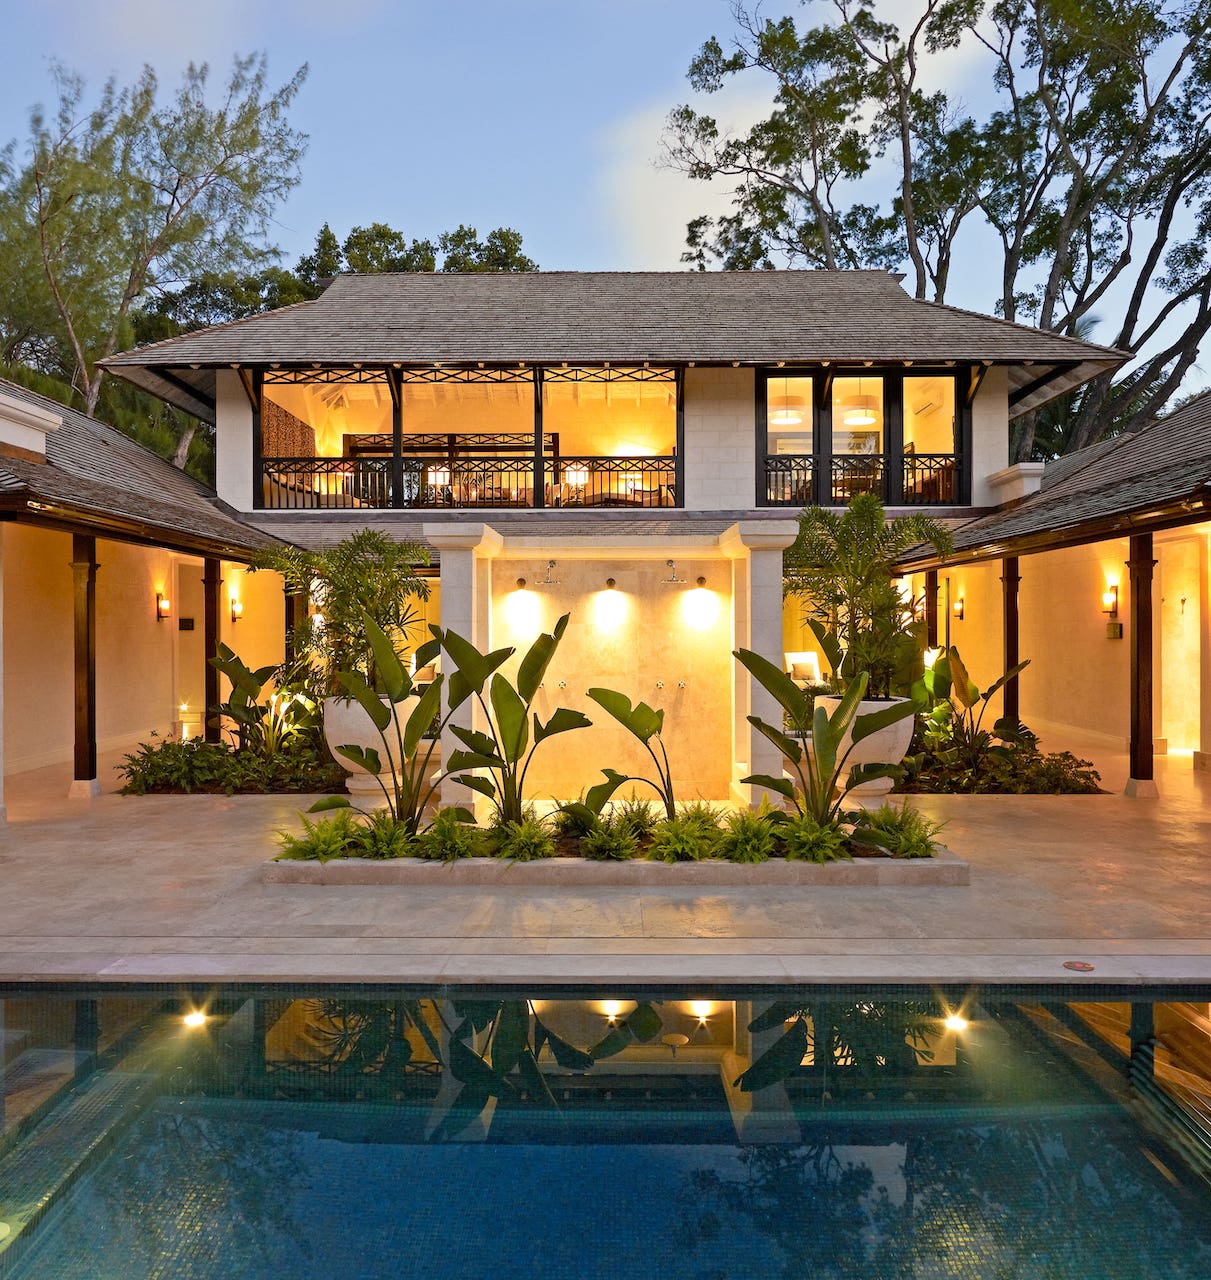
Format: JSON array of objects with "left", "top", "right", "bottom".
[{"left": 3, "top": 985, "right": 1210, "bottom": 1277}]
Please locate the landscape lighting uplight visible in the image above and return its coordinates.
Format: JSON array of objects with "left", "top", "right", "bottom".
[{"left": 156, "top": 592, "right": 171, "bottom": 621}]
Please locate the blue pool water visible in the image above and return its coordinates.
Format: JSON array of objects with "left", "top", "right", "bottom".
[{"left": 2, "top": 987, "right": 1211, "bottom": 1278}]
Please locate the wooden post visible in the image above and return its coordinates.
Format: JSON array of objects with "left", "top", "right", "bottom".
[
  {"left": 69, "top": 535, "right": 99, "bottom": 798},
  {"left": 1126, "top": 533, "right": 1158, "bottom": 796},
  {"left": 284, "top": 589, "right": 305, "bottom": 663},
  {"left": 1001, "top": 556, "right": 1021, "bottom": 725},
  {"left": 203, "top": 557, "right": 222, "bottom": 743},
  {"left": 924, "top": 569, "right": 939, "bottom": 648}
]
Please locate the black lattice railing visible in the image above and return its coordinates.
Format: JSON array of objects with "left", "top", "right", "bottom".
[
  {"left": 903, "top": 453, "right": 958, "bottom": 504},
  {"left": 830, "top": 455, "right": 887, "bottom": 503},
  {"left": 550, "top": 456, "right": 676, "bottom": 508},
  {"left": 401, "top": 457, "right": 535, "bottom": 508},
  {"left": 763, "top": 455, "right": 813, "bottom": 506},
  {"left": 261, "top": 457, "right": 392, "bottom": 509}
]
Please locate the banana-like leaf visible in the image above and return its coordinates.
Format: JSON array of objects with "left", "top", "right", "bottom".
[
  {"left": 453, "top": 999, "right": 501, "bottom": 1032},
  {"left": 447, "top": 669, "right": 474, "bottom": 711},
  {"left": 627, "top": 1000, "right": 662, "bottom": 1043},
  {"left": 491, "top": 1000, "right": 530, "bottom": 1074},
  {"left": 517, "top": 630, "right": 556, "bottom": 702},
  {"left": 589, "top": 1023, "right": 634, "bottom": 1060},
  {"left": 586, "top": 688, "right": 663, "bottom": 742},
  {"left": 748, "top": 1001, "right": 808, "bottom": 1033},
  {"left": 806, "top": 619, "right": 843, "bottom": 676},
  {"left": 734, "top": 648, "right": 809, "bottom": 721},
  {"left": 438, "top": 630, "right": 492, "bottom": 690},
  {"left": 401, "top": 1000, "right": 444, "bottom": 1064},
  {"left": 491, "top": 675, "right": 530, "bottom": 763},
  {"left": 539, "top": 1023, "right": 595, "bottom": 1072},
  {"left": 585, "top": 771, "right": 627, "bottom": 815},
  {"left": 401, "top": 678, "right": 443, "bottom": 759},
  {"left": 428, "top": 1084, "right": 491, "bottom": 1143},
  {"left": 748, "top": 716, "right": 803, "bottom": 764},
  {"left": 336, "top": 744, "right": 382, "bottom": 775},
  {"left": 363, "top": 613, "right": 411, "bottom": 704},
  {"left": 516, "top": 1045, "right": 559, "bottom": 1110},
  {"left": 449, "top": 1034, "right": 508, "bottom": 1093},
  {"left": 851, "top": 699, "right": 916, "bottom": 746},
  {"left": 447, "top": 750, "right": 503, "bottom": 772},
  {"left": 455, "top": 774, "right": 497, "bottom": 800},
  {"left": 740, "top": 773, "right": 795, "bottom": 800},
  {"left": 844, "top": 762, "right": 902, "bottom": 792},
  {"left": 308, "top": 795, "right": 352, "bottom": 813},
  {"left": 947, "top": 648, "right": 980, "bottom": 708},
  {"left": 734, "top": 1016, "right": 809, "bottom": 1092},
  {"left": 534, "top": 706, "right": 592, "bottom": 744},
  {"left": 982, "top": 658, "right": 1032, "bottom": 701},
  {"left": 414, "top": 636, "right": 442, "bottom": 669},
  {"left": 811, "top": 704, "right": 838, "bottom": 787},
  {"left": 451, "top": 725, "right": 498, "bottom": 757},
  {"left": 336, "top": 670, "right": 392, "bottom": 731}
]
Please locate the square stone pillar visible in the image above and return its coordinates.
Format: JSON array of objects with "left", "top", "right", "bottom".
[
  {"left": 423, "top": 523, "right": 502, "bottom": 807},
  {"left": 721, "top": 520, "right": 799, "bottom": 807},
  {"left": 1197, "top": 532, "right": 1211, "bottom": 773}
]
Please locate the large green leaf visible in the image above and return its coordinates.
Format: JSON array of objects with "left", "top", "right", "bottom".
[
  {"left": 734, "top": 1016, "right": 809, "bottom": 1092},
  {"left": 740, "top": 773, "right": 795, "bottom": 800},
  {"left": 428, "top": 1085, "right": 491, "bottom": 1143},
  {"left": 540, "top": 1023, "right": 595, "bottom": 1072},
  {"left": 308, "top": 795, "right": 352, "bottom": 813},
  {"left": 516, "top": 1045, "right": 559, "bottom": 1110},
  {"left": 402, "top": 678, "right": 443, "bottom": 759},
  {"left": 844, "top": 762, "right": 903, "bottom": 792},
  {"left": 335, "top": 744, "right": 382, "bottom": 775},
  {"left": 589, "top": 1024, "right": 634, "bottom": 1060},
  {"left": 413, "top": 636, "right": 442, "bottom": 669},
  {"left": 446, "top": 749, "right": 503, "bottom": 772},
  {"left": 447, "top": 669, "right": 474, "bottom": 711},
  {"left": 517, "top": 629, "right": 557, "bottom": 702},
  {"left": 453, "top": 1000, "right": 501, "bottom": 1032},
  {"left": 438, "top": 629, "right": 492, "bottom": 690},
  {"left": 450, "top": 725, "right": 499, "bottom": 756},
  {"left": 449, "top": 1034, "right": 506, "bottom": 1092},
  {"left": 454, "top": 774, "right": 497, "bottom": 800},
  {"left": 533, "top": 706, "right": 592, "bottom": 744},
  {"left": 627, "top": 1000, "right": 662, "bottom": 1043},
  {"left": 982, "top": 658, "right": 1032, "bottom": 702},
  {"left": 749, "top": 716, "right": 803, "bottom": 764},
  {"left": 491, "top": 1000, "right": 530, "bottom": 1074},
  {"left": 363, "top": 613, "right": 411, "bottom": 704},
  {"left": 490, "top": 675, "right": 530, "bottom": 763},
  {"left": 586, "top": 688, "right": 663, "bottom": 742},
  {"left": 806, "top": 619, "right": 843, "bottom": 676},
  {"left": 584, "top": 770, "right": 627, "bottom": 815},
  {"left": 336, "top": 671, "right": 392, "bottom": 731},
  {"left": 947, "top": 648, "right": 980, "bottom": 708},
  {"left": 851, "top": 699, "right": 915, "bottom": 746},
  {"left": 748, "top": 1001, "right": 808, "bottom": 1033},
  {"left": 734, "top": 648, "right": 809, "bottom": 721}
]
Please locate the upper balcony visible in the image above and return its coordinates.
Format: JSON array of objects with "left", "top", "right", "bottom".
[{"left": 255, "top": 365, "right": 680, "bottom": 511}]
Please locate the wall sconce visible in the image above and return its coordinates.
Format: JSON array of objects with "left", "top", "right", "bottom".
[
  {"left": 696, "top": 576, "right": 707, "bottom": 587},
  {"left": 155, "top": 591, "right": 171, "bottom": 622},
  {"left": 1101, "top": 584, "right": 1118, "bottom": 617},
  {"left": 952, "top": 598, "right": 965, "bottom": 622},
  {"left": 515, "top": 577, "right": 527, "bottom": 590},
  {"left": 605, "top": 577, "right": 616, "bottom": 589},
  {"left": 230, "top": 598, "right": 244, "bottom": 624}
]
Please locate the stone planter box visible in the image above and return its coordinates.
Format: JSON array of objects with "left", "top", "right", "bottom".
[{"left": 262, "top": 846, "right": 969, "bottom": 887}]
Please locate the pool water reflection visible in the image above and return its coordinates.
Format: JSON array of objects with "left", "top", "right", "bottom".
[{"left": 2, "top": 987, "right": 1211, "bottom": 1277}]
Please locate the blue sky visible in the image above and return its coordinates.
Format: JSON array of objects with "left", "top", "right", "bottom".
[{"left": 3, "top": 0, "right": 750, "bottom": 272}]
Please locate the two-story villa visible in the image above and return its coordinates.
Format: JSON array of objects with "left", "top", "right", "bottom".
[{"left": 92, "top": 270, "right": 1125, "bottom": 805}]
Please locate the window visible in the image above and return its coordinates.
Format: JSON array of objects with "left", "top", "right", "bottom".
[{"left": 831, "top": 375, "right": 885, "bottom": 456}]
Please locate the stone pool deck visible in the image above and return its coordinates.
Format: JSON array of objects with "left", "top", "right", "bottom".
[{"left": 1, "top": 738, "right": 1209, "bottom": 987}]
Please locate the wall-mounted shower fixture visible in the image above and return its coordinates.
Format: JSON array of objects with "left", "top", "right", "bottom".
[
  {"left": 662, "top": 559, "right": 687, "bottom": 584},
  {"left": 535, "top": 560, "right": 559, "bottom": 586}
]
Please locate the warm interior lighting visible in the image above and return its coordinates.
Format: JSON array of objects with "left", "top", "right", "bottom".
[
  {"left": 565, "top": 466, "right": 589, "bottom": 487},
  {"left": 682, "top": 586, "right": 721, "bottom": 631},
  {"left": 1102, "top": 584, "right": 1119, "bottom": 617},
  {"left": 769, "top": 395, "right": 806, "bottom": 426},
  {"left": 842, "top": 395, "right": 879, "bottom": 427},
  {"left": 182, "top": 1010, "right": 207, "bottom": 1028},
  {"left": 785, "top": 651, "right": 823, "bottom": 682},
  {"left": 429, "top": 466, "right": 450, "bottom": 487},
  {"left": 230, "top": 598, "right": 244, "bottom": 623},
  {"left": 924, "top": 647, "right": 943, "bottom": 670},
  {"left": 156, "top": 592, "right": 171, "bottom": 621},
  {"left": 943, "top": 1013, "right": 968, "bottom": 1032},
  {"left": 952, "top": 598, "right": 965, "bottom": 621}
]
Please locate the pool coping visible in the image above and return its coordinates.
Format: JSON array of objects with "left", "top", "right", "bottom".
[{"left": 260, "top": 845, "right": 970, "bottom": 887}]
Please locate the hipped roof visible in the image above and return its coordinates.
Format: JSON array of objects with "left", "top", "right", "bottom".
[{"left": 101, "top": 270, "right": 1125, "bottom": 423}]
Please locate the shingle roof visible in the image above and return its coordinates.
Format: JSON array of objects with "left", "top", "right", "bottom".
[
  {"left": 101, "top": 270, "right": 1124, "bottom": 422},
  {"left": 898, "top": 390, "right": 1211, "bottom": 565},
  {"left": 0, "top": 379, "right": 280, "bottom": 556}
]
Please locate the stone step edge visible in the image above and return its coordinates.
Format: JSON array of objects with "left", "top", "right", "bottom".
[{"left": 262, "top": 846, "right": 969, "bottom": 887}]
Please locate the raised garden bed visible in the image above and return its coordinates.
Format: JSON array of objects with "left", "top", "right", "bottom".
[{"left": 261, "top": 846, "right": 969, "bottom": 887}]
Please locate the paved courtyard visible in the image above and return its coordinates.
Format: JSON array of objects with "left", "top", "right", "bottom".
[{"left": 2, "top": 738, "right": 1209, "bottom": 986}]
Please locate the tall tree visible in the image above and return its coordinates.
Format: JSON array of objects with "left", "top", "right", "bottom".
[
  {"left": 3, "top": 54, "right": 307, "bottom": 415},
  {"left": 666, "top": 0, "right": 1211, "bottom": 455}
]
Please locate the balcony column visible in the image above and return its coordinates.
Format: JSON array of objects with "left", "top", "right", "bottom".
[
  {"left": 722, "top": 520, "right": 799, "bottom": 807},
  {"left": 924, "top": 569, "right": 939, "bottom": 649},
  {"left": 203, "top": 558, "right": 222, "bottom": 743},
  {"left": 423, "top": 524, "right": 503, "bottom": 808},
  {"left": 1126, "top": 534, "right": 1158, "bottom": 797},
  {"left": 68, "top": 535, "right": 101, "bottom": 800},
  {"left": 1001, "top": 556, "right": 1021, "bottom": 725},
  {"left": 1196, "top": 531, "right": 1210, "bottom": 773}
]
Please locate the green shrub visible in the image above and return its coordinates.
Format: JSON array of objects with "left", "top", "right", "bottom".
[
  {"left": 121, "top": 735, "right": 342, "bottom": 796},
  {"left": 854, "top": 802, "right": 944, "bottom": 859},
  {"left": 782, "top": 814, "right": 850, "bottom": 863},
  {"left": 354, "top": 809, "right": 416, "bottom": 860},
  {"left": 718, "top": 805, "right": 780, "bottom": 864},
  {"left": 495, "top": 817, "right": 556, "bottom": 862},
  {"left": 648, "top": 816, "right": 719, "bottom": 863},
  {"left": 676, "top": 801, "right": 723, "bottom": 835},
  {"left": 277, "top": 810, "right": 363, "bottom": 862},
  {"left": 612, "top": 796, "right": 658, "bottom": 841},
  {"left": 553, "top": 795, "right": 598, "bottom": 839},
  {"left": 580, "top": 820, "right": 639, "bottom": 861},
  {"left": 415, "top": 808, "right": 479, "bottom": 862}
]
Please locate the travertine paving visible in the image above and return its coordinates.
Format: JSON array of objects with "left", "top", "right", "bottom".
[{"left": 2, "top": 741, "right": 1209, "bottom": 985}]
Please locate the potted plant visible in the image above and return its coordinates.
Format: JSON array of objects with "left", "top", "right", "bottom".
[
  {"left": 249, "top": 529, "right": 432, "bottom": 794},
  {"left": 785, "top": 494, "right": 952, "bottom": 794}
]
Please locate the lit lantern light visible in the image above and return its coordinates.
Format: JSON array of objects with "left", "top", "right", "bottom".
[
  {"left": 182, "top": 1010, "right": 207, "bottom": 1029},
  {"left": 504, "top": 583, "right": 542, "bottom": 638},
  {"left": 593, "top": 585, "right": 629, "bottom": 633},
  {"left": 681, "top": 581, "right": 720, "bottom": 631},
  {"left": 943, "top": 1013, "right": 968, "bottom": 1033}
]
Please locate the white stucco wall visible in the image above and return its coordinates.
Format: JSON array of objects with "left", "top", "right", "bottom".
[
  {"left": 214, "top": 369, "right": 253, "bottom": 511},
  {"left": 970, "top": 366, "right": 1010, "bottom": 508},
  {"left": 683, "top": 367, "right": 756, "bottom": 510}
]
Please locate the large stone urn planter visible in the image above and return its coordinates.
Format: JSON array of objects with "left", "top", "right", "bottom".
[
  {"left": 323, "top": 694, "right": 418, "bottom": 799},
  {"left": 817, "top": 695, "right": 915, "bottom": 797}
]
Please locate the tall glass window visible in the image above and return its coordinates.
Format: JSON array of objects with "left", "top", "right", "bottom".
[
  {"left": 831, "top": 375, "right": 885, "bottom": 455},
  {"left": 765, "top": 375, "right": 813, "bottom": 455},
  {"left": 903, "top": 374, "right": 957, "bottom": 503}
]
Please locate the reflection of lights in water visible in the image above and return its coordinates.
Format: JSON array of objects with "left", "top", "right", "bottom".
[
  {"left": 944, "top": 1013, "right": 968, "bottom": 1032},
  {"left": 183, "top": 1010, "right": 207, "bottom": 1028},
  {"left": 689, "top": 1000, "right": 713, "bottom": 1021},
  {"left": 681, "top": 587, "right": 720, "bottom": 631},
  {"left": 592, "top": 588, "right": 629, "bottom": 633},
  {"left": 504, "top": 587, "right": 542, "bottom": 638},
  {"left": 601, "top": 1000, "right": 625, "bottom": 1023}
]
